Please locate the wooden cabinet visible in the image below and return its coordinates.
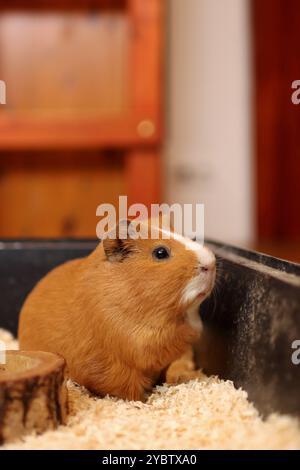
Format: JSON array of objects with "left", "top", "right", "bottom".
[{"left": 0, "top": 0, "right": 163, "bottom": 237}]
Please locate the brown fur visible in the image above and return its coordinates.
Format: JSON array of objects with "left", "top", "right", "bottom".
[{"left": 19, "top": 220, "right": 215, "bottom": 401}]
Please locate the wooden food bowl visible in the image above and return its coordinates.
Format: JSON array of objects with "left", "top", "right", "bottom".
[{"left": 0, "top": 350, "right": 68, "bottom": 444}]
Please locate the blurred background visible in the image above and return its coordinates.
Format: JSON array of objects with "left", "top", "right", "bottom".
[{"left": 0, "top": 0, "right": 299, "bottom": 262}]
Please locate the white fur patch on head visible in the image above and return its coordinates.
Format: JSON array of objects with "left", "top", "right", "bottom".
[{"left": 158, "top": 227, "right": 215, "bottom": 268}]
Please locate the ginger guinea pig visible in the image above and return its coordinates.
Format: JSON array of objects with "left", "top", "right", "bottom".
[{"left": 18, "top": 219, "right": 216, "bottom": 401}]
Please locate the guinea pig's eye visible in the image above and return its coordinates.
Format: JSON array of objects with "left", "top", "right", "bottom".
[{"left": 152, "top": 246, "right": 170, "bottom": 261}]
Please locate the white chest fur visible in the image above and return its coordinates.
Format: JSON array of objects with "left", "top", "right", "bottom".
[{"left": 185, "top": 302, "right": 203, "bottom": 333}]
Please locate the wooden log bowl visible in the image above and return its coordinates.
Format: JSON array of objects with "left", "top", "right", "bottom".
[{"left": 0, "top": 350, "right": 68, "bottom": 444}]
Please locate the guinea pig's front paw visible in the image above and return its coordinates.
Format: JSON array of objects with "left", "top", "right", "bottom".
[
  {"left": 166, "top": 368, "right": 205, "bottom": 384},
  {"left": 165, "top": 346, "right": 204, "bottom": 384},
  {"left": 110, "top": 369, "right": 153, "bottom": 402}
]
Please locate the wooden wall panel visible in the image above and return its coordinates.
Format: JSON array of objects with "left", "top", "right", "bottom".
[
  {"left": 253, "top": 0, "right": 300, "bottom": 241},
  {"left": 0, "top": 151, "right": 125, "bottom": 237},
  {"left": 125, "top": 149, "right": 160, "bottom": 210},
  {"left": 0, "top": 0, "right": 126, "bottom": 10}
]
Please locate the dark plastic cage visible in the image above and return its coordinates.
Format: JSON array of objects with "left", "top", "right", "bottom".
[{"left": 0, "top": 239, "right": 299, "bottom": 417}]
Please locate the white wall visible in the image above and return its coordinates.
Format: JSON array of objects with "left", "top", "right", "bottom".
[{"left": 165, "top": 0, "right": 254, "bottom": 245}]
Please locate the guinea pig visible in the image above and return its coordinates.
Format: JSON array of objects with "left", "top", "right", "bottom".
[{"left": 18, "top": 219, "right": 216, "bottom": 401}]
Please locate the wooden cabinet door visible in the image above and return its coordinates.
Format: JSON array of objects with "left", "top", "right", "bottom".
[
  {"left": 0, "top": 0, "right": 162, "bottom": 148},
  {"left": 254, "top": 0, "right": 300, "bottom": 241},
  {"left": 0, "top": 0, "right": 163, "bottom": 237}
]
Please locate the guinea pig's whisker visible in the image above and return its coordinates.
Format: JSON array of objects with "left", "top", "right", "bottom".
[
  {"left": 215, "top": 263, "right": 225, "bottom": 282},
  {"left": 207, "top": 275, "right": 224, "bottom": 319},
  {"left": 208, "top": 288, "right": 218, "bottom": 320},
  {"left": 215, "top": 271, "right": 223, "bottom": 285},
  {"left": 213, "top": 282, "right": 223, "bottom": 300},
  {"left": 215, "top": 257, "right": 224, "bottom": 269}
]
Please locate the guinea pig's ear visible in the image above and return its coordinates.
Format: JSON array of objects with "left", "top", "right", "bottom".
[{"left": 102, "top": 219, "right": 137, "bottom": 262}]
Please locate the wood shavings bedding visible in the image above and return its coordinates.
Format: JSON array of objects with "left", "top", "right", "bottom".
[{"left": 1, "top": 329, "right": 300, "bottom": 450}]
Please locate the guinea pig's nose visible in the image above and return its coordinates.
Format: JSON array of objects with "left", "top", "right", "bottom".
[{"left": 199, "top": 259, "right": 216, "bottom": 273}]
